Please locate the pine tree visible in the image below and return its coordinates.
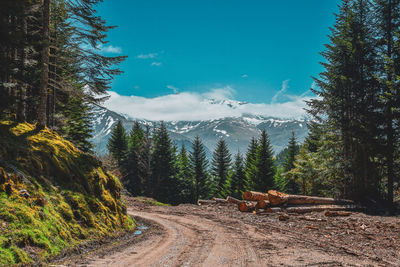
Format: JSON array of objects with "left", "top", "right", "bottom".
[
  {"left": 245, "top": 137, "right": 258, "bottom": 190},
  {"left": 123, "top": 121, "right": 145, "bottom": 196},
  {"left": 373, "top": 0, "right": 400, "bottom": 204},
  {"left": 211, "top": 139, "right": 232, "bottom": 198},
  {"left": 60, "top": 96, "right": 94, "bottom": 152},
  {"left": 107, "top": 120, "right": 128, "bottom": 166},
  {"left": 254, "top": 130, "right": 275, "bottom": 192},
  {"left": 229, "top": 152, "right": 246, "bottom": 199},
  {"left": 282, "top": 131, "right": 300, "bottom": 194},
  {"left": 140, "top": 124, "right": 153, "bottom": 196},
  {"left": 189, "top": 136, "right": 210, "bottom": 201},
  {"left": 176, "top": 144, "right": 195, "bottom": 203},
  {"left": 150, "top": 122, "right": 177, "bottom": 204},
  {"left": 309, "top": 0, "right": 379, "bottom": 201}
]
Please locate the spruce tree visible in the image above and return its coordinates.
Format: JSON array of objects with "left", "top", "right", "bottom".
[
  {"left": 309, "top": 0, "right": 379, "bottom": 201},
  {"left": 176, "top": 144, "right": 195, "bottom": 203},
  {"left": 123, "top": 121, "right": 145, "bottom": 196},
  {"left": 189, "top": 136, "right": 210, "bottom": 201},
  {"left": 245, "top": 137, "right": 258, "bottom": 190},
  {"left": 229, "top": 152, "right": 246, "bottom": 199},
  {"left": 107, "top": 120, "right": 128, "bottom": 166},
  {"left": 61, "top": 96, "right": 94, "bottom": 152},
  {"left": 140, "top": 124, "right": 153, "bottom": 196},
  {"left": 254, "top": 130, "right": 275, "bottom": 192},
  {"left": 282, "top": 131, "right": 300, "bottom": 194},
  {"left": 211, "top": 139, "right": 232, "bottom": 198},
  {"left": 150, "top": 122, "right": 177, "bottom": 204},
  {"left": 373, "top": 0, "right": 400, "bottom": 204}
]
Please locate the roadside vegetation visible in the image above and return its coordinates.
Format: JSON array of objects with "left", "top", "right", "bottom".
[{"left": 0, "top": 120, "right": 134, "bottom": 265}]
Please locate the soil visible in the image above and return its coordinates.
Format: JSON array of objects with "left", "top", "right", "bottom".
[{"left": 52, "top": 197, "right": 400, "bottom": 267}]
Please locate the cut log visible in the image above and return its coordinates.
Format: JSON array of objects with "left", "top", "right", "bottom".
[
  {"left": 267, "top": 190, "right": 289, "bottom": 206},
  {"left": 211, "top": 197, "right": 228, "bottom": 203},
  {"left": 324, "top": 211, "right": 352, "bottom": 217},
  {"left": 267, "top": 190, "right": 354, "bottom": 206},
  {"left": 286, "top": 195, "right": 354, "bottom": 206},
  {"left": 197, "top": 199, "right": 216, "bottom": 205},
  {"left": 238, "top": 201, "right": 256, "bottom": 212},
  {"left": 255, "top": 200, "right": 270, "bottom": 209},
  {"left": 226, "top": 196, "right": 241, "bottom": 205},
  {"left": 256, "top": 207, "right": 281, "bottom": 214},
  {"left": 243, "top": 191, "right": 269, "bottom": 201},
  {"left": 285, "top": 205, "right": 358, "bottom": 214}
]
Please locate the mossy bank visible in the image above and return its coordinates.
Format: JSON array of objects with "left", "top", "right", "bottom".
[{"left": 0, "top": 120, "right": 135, "bottom": 266}]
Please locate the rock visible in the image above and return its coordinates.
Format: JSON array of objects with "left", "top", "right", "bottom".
[{"left": 19, "top": 189, "right": 30, "bottom": 199}]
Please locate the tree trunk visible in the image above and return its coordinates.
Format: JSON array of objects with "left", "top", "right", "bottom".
[
  {"left": 243, "top": 191, "right": 269, "bottom": 201},
  {"left": 267, "top": 190, "right": 289, "bottom": 206},
  {"left": 285, "top": 205, "right": 358, "bottom": 214},
  {"left": 17, "top": 12, "right": 27, "bottom": 122},
  {"left": 211, "top": 197, "right": 228, "bottom": 203},
  {"left": 226, "top": 196, "right": 241, "bottom": 205},
  {"left": 238, "top": 201, "right": 256, "bottom": 212},
  {"left": 267, "top": 190, "right": 354, "bottom": 206},
  {"left": 255, "top": 200, "right": 270, "bottom": 209},
  {"left": 324, "top": 211, "right": 352, "bottom": 217},
  {"left": 197, "top": 199, "right": 216, "bottom": 205},
  {"left": 38, "top": 0, "right": 50, "bottom": 127}
]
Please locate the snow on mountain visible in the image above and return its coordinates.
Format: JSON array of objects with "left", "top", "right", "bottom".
[{"left": 90, "top": 103, "right": 309, "bottom": 158}]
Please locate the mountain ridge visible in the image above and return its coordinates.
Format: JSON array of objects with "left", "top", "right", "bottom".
[{"left": 90, "top": 104, "right": 309, "bottom": 158}]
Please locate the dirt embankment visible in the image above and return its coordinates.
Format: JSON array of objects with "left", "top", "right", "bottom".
[{"left": 57, "top": 197, "right": 400, "bottom": 267}]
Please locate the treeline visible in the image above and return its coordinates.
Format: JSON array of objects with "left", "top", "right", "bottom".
[
  {"left": 283, "top": 0, "right": 400, "bottom": 206},
  {"left": 107, "top": 120, "right": 301, "bottom": 204},
  {"left": 0, "top": 0, "right": 124, "bottom": 151}
]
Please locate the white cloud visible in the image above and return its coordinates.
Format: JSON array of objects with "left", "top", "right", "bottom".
[
  {"left": 98, "top": 44, "right": 122, "bottom": 54},
  {"left": 241, "top": 74, "right": 248, "bottom": 78},
  {"left": 271, "top": 79, "right": 290, "bottom": 104},
  {"left": 151, "top": 62, "right": 162, "bottom": 67},
  {"left": 103, "top": 86, "right": 313, "bottom": 121},
  {"left": 203, "top": 86, "right": 235, "bottom": 100},
  {"left": 167, "top": 85, "right": 179, "bottom": 94},
  {"left": 137, "top": 53, "right": 158, "bottom": 59}
]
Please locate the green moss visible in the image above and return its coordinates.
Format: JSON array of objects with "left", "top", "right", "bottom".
[
  {"left": 0, "top": 248, "right": 15, "bottom": 266},
  {"left": 134, "top": 197, "right": 170, "bottom": 206},
  {"left": 0, "top": 121, "right": 135, "bottom": 266}
]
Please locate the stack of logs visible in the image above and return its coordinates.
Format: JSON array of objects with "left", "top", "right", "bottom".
[{"left": 198, "top": 190, "right": 359, "bottom": 215}]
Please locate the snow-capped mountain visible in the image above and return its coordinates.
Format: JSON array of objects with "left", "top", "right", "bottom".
[{"left": 90, "top": 104, "right": 309, "bottom": 158}]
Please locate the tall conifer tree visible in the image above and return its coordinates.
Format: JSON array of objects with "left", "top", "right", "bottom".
[
  {"left": 107, "top": 120, "right": 128, "bottom": 166},
  {"left": 374, "top": 0, "right": 400, "bottom": 204},
  {"left": 211, "top": 139, "right": 232, "bottom": 198},
  {"left": 309, "top": 0, "right": 379, "bottom": 200},
  {"left": 254, "top": 130, "right": 275, "bottom": 192},
  {"left": 229, "top": 152, "right": 246, "bottom": 199},
  {"left": 189, "top": 136, "right": 210, "bottom": 201},
  {"left": 150, "top": 122, "right": 177, "bottom": 204},
  {"left": 176, "top": 144, "right": 195, "bottom": 203},
  {"left": 245, "top": 137, "right": 258, "bottom": 190},
  {"left": 282, "top": 132, "right": 300, "bottom": 194},
  {"left": 123, "top": 121, "right": 145, "bottom": 196}
]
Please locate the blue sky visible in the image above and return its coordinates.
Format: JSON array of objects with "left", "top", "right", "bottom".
[{"left": 97, "top": 0, "right": 341, "bottom": 120}]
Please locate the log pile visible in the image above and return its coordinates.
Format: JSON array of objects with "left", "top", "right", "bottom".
[{"left": 198, "top": 190, "right": 361, "bottom": 216}]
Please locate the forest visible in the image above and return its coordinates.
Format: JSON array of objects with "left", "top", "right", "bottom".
[
  {"left": 1, "top": 0, "right": 400, "bottom": 209},
  {"left": 102, "top": 0, "right": 400, "bottom": 209}
]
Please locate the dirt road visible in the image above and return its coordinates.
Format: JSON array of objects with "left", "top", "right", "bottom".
[{"left": 57, "top": 199, "right": 400, "bottom": 267}]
